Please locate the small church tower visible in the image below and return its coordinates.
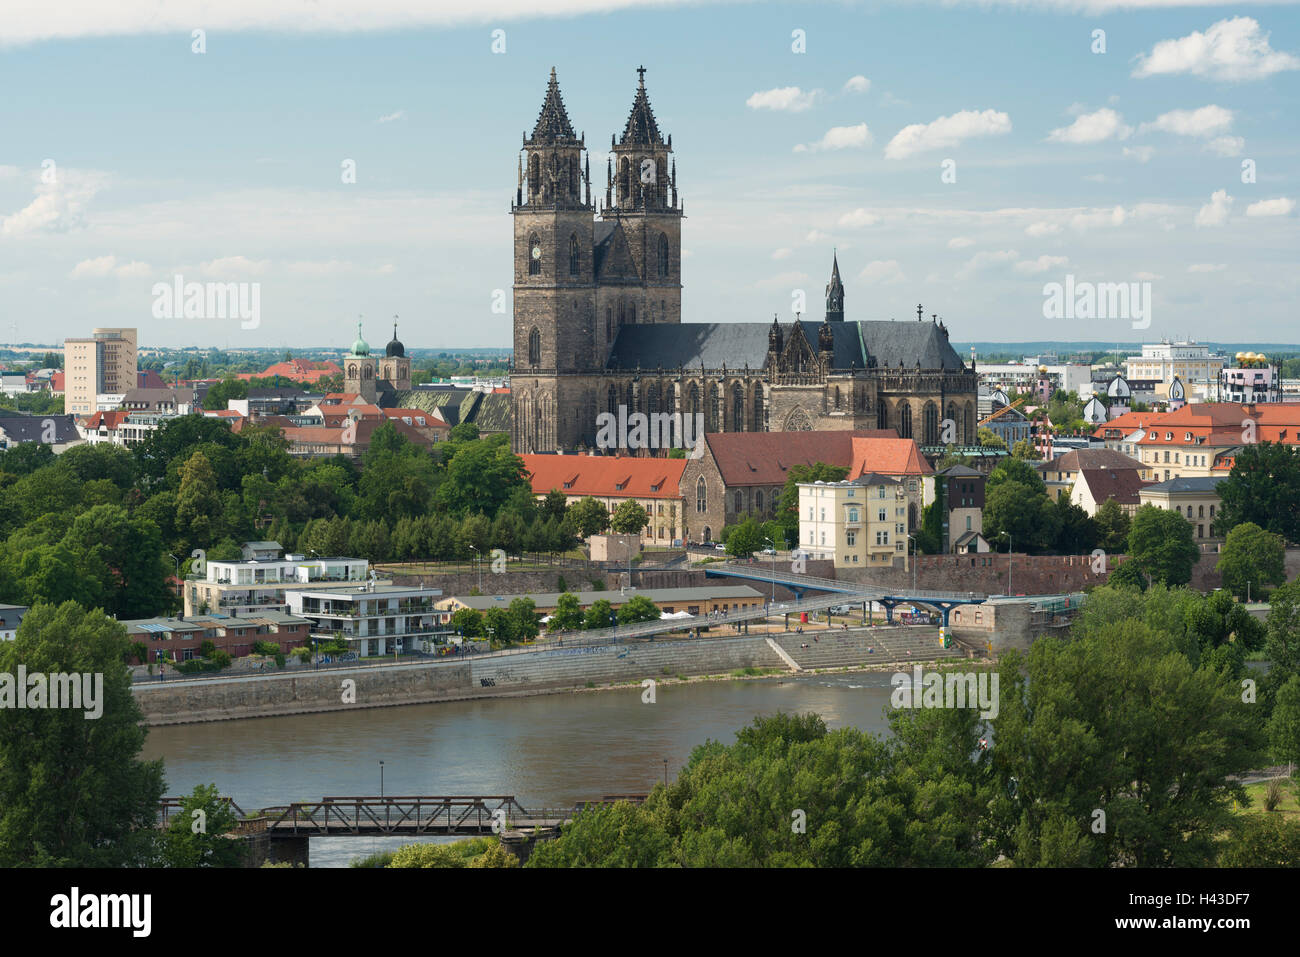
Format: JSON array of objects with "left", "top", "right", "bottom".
[
  {"left": 344, "top": 320, "right": 377, "bottom": 403},
  {"left": 379, "top": 317, "right": 410, "bottom": 392}
]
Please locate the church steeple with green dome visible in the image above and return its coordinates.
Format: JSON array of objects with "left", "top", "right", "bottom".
[{"left": 350, "top": 319, "right": 370, "bottom": 357}]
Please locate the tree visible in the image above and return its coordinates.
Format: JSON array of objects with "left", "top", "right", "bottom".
[
  {"left": 1268, "top": 675, "right": 1300, "bottom": 774},
  {"left": 977, "top": 427, "right": 1007, "bottom": 449},
  {"left": 1051, "top": 493, "right": 1099, "bottom": 555},
  {"left": 987, "top": 458, "right": 1046, "bottom": 495},
  {"left": 449, "top": 607, "right": 484, "bottom": 637},
  {"left": 175, "top": 450, "right": 224, "bottom": 546},
  {"left": 725, "top": 517, "right": 764, "bottom": 557},
  {"left": 1216, "top": 522, "right": 1285, "bottom": 601},
  {"left": 584, "top": 598, "right": 616, "bottom": 630},
  {"left": 609, "top": 499, "right": 649, "bottom": 535},
  {"left": 540, "top": 489, "right": 568, "bottom": 522},
  {"left": 549, "top": 592, "right": 584, "bottom": 632},
  {"left": 1107, "top": 560, "right": 1148, "bottom": 591},
  {"left": 508, "top": 597, "right": 540, "bottom": 641},
  {"left": 0, "top": 602, "right": 165, "bottom": 866},
  {"left": 617, "top": 594, "right": 660, "bottom": 624},
  {"left": 159, "top": 784, "right": 247, "bottom": 867},
  {"left": 1213, "top": 441, "right": 1300, "bottom": 544},
  {"left": 1011, "top": 440, "right": 1040, "bottom": 460},
  {"left": 1264, "top": 581, "right": 1300, "bottom": 700},
  {"left": 1094, "top": 497, "right": 1131, "bottom": 553},
  {"left": 569, "top": 496, "right": 611, "bottom": 537},
  {"left": 983, "top": 481, "right": 1058, "bottom": 554},
  {"left": 1127, "top": 504, "right": 1200, "bottom": 587},
  {"left": 202, "top": 376, "right": 249, "bottom": 411},
  {"left": 436, "top": 435, "right": 528, "bottom": 518},
  {"left": 1218, "top": 814, "right": 1300, "bottom": 867},
  {"left": 483, "top": 607, "right": 515, "bottom": 644}
]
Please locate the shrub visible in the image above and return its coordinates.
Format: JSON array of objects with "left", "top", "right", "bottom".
[
  {"left": 252, "top": 640, "right": 281, "bottom": 656},
  {"left": 1264, "top": 779, "right": 1283, "bottom": 812},
  {"left": 199, "top": 640, "right": 216, "bottom": 658},
  {"left": 290, "top": 646, "right": 312, "bottom": 664},
  {"left": 274, "top": 652, "right": 286, "bottom": 669}
]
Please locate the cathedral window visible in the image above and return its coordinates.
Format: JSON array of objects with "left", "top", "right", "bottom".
[
  {"left": 900, "top": 403, "right": 912, "bottom": 439},
  {"left": 657, "top": 233, "right": 669, "bottom": 277},
  {"left": 629, "top": 302, "right": 636, "bottom": 324},
  {"left": 607, "top": 385, "right": 618, "bottom": 417},
  {"left": 923, "top": 403, "right": 938, "bottom": 446},
  {"left": 687, "top": 382, "right": 699, "bottom": 415},
  {"left": 755, "top": 491, "right": 764, "bottom": 514},
  {"left": 734, "top": 491, "right": 742, "bottom": 514},
  {"left": 834, "top": 387, "right": 841, "bottom": 410},
  {"left": 528, "top": 233, "right": 541, "bottom": 275},
  {"left": 528, "top": 327, "right": 540, "bottom": 366},
  {"left": 696, "top": 477, "right": 706, "bottom": 514},
  {"left": 606, "top": 308, "right": 612, "bottom": 340},
  {"left": 732, "top": 383, "right": 744, "bottom": 432},
  {"left": 569, "top": 235, "right": 580, "bottom": 276},
  {"left": 528, "top": 154, "right": 540, "bottom": 200},
  {"left": 706, "top": 383, "right": 718, "bottom": 432}
]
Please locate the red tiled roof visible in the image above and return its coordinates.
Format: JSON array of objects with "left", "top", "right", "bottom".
[
  {"left": 847, "top": 436, "right": 933, "bottom": 479},
  {"left": 521, "top": 454, "right": 687, "bottom": 500},
  {"left": 1134, "top": 403, "right": 1300, "bottom": 448},
  {"left": 704, "top": 430, "right": 899, "bottom": 486},
  {"left": 237, "top": 359, "right": 343, "bottom": 383},
  {"left": 83, "top": 410, "right": 130, "bottom": 430},
  {"left": 1036, "top": 448, "right": 1144, "bottom": 473}
]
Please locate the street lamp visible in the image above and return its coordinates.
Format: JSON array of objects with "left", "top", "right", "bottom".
[{"left": 763, "top": 537, "right": 776, "bottom": 606}]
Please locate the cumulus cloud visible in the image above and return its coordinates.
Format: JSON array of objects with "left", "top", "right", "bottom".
[
  {"left": 1070, "top": 205, "right": 1126, "bottom": 231},
  {"left": 884, "top": 109, "right": 1011, "bottom": 160},
  {"left": 2, "top": 169, "right": 105, "bottom": 236},
  {"left": 1133, "top": 17, "right": 1300, "bottom": 82},
  {"left": 837, "top": 208, "right": 879, "bottom": 228},
  {"left": 771, "top": 247, "right": 792, "bottom": 260},
  {"left": 805, "top": 229, "right": 829, "bottom": 243},
  {"left": 1047, "top": 108, "right": 1131, "bottom": 144},
  {"left": 1246, "top": 197, "right": 1295, "bottom": 217},
  {"left": 858, "top": 259, "right": 906, "bottom": 284},
  {"left": 1204, "top": 135, "right": 1245, "bottom": 157},
  {"left": 1025, "top": 221, "right": 1062, "bottom": 237},
  {"left": 947, "top": 236, "right": 975, "bottom": 249},
  {"left": 197, "top": 255, "right": 271, "bottom": 276},
  {"left": 748, "top": 86, "right": 820, "bottom": 112},
  {"left": 795, "top": 123, "right": 871, "bottom": 152},
  {"left": 956, "top": 249, "right": 1018, "bottom": 280},
  {"left": 842, "top": 75, "right": 870, "bottom": 94},
  {"left": 377, "top": 110, "right": 405, "bottom": 123},
  {"left": 1123, "top": 145, "right": 1155, "bottom": 163},
  {"left": 1140, "top": 105, "right": 1234, "bottom": 138},
  {"left": 69, "top": 254, "right": 152, "bottom": 279},
  {"left": 1014, "top": 254, "right": 1068, "bottom": 275},
  {"left": 1187, "top": 263, "right": 1227, "bottom": 273},
  {"left": 1195, "top": 189, "right": 1233, "bottom": 227}
]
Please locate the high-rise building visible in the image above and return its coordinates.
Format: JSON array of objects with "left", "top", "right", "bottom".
[{"left": 63, "top": 327, "right": 138, "bottom": 415}]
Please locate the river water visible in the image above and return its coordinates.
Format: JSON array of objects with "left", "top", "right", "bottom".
[{"left": 142, "top": 673, "right": 899, "bottom": 866}]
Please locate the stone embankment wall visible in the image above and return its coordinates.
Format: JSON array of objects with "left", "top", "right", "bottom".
[{"left": 133, "top": 636, "right": 786, "bottom": 726}]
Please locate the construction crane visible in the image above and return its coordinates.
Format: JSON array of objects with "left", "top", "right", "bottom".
[{"left": 977, "top": 394, "right": 1027, "bottom": 427}]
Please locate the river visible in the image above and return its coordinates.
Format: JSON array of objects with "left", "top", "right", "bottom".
[{"left": 142, "top": 672, "right": 900, "bottom": 866}]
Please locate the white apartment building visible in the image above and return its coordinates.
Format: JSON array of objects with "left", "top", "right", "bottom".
[
  {"left": 798, "top": 474, "right": 908, "bottom": 571},
  {"left": 1124, "top": 340, "right": 1226, "bottom": 394},
  {"left": 63, "top": 328, "right": 137, "bottom": 415},
  {"left": 184, "top": 551, "right": 377, "bottom": 617},
  {"left": 287, "top": 583, "right": 444, "bottom": 658},
  {"left": 976, "top": 361, "right": 1094, "bottom": 398}
]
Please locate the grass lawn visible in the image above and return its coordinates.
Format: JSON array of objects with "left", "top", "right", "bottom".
[{"left": 1234, "top": 777, "right": 1299, "bottom": 820}]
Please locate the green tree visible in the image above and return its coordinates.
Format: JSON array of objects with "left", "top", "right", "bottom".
[
  {"left": 584, "top": 598, "right": 616, "bottom": 630},
  {"left": 977, "top": 427, "right": 1007, "bottom": 449},
  {"left": 508, "top": 597, "right": 540, "bottom": 641},
  {"left": 436, "top": 435, "right": 528, "bottom": 518},
  {"left": 983, "top": 482, "right": 1058, "bottom": 554},
  {"left": 449, "top": 607, "right": 484, "bottom": 637},
  {"left": 1052, "top": 493, "right": 1099, "bottom": 555},
  {"left": 1128, "top": 504, "right": 1200, "bottom": 587},
  {"left": 1011, "top": 439, "right": 1040, "bottom": 460},
  {"left": 569, "top": 496, "right": 611, "bottom": 537},
  {"left": 159, "top": 783, "right": 246, "bottom": 867},
  {"left": 483, "top": 607, "right": 515, "bottom": 644},
  {"left": 540, "top": 489, "right": 568, "bottom": 522},
  {"left": 617, "top": 594, "right": 660, "bottom": 624},
  {"left": 1267, "top": 675, "right": 1300, "bottom": 773},
  {"left": 725, "top": 517, "right": 764, "bottom": 557},
  {"left": 1213, "top": 441, "right": 1300, "bottom": 543},
  {"left": 175, "top": 450, "right": 224, "bottom": 546},
  {"left": 1216, "top": 521, "right": 1285, "bottom": 601},
  {"left": 609, "top": 499, "right": 649, "bottom": 535},
  {"left": 1107, "top": 559, "right": 1148, "bottom": 591},
  {"left": 1218, "top": 814, "right": 1300, "bottom": 867},
  {"left": 549, "top": 592, "right": 585, "bottom": 632},
  {"left": 0, "top": 602, "right": 165, "bottom": 866},
  {"left": 1094, "top": 497, "right": 1130, "bottom": 553},
  {"left": 202, "top": 376, "right": 249, "bottom": 411}
]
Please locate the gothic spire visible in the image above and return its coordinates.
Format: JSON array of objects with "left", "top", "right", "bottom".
[
  {"left": 530, "top": 67, "right": 577, "bottom": 143},
  {"left": 825, "top": 250, "right": 845, "bottom": 322},
  {"left": 619, "top": 66, "right": 664, "bottom": 146}
]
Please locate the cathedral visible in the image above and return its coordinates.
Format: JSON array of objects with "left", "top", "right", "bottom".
[{"left": 510, "top": 67, "right": 978, "bottom": 454}]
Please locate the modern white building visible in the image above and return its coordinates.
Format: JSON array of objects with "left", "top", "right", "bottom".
[
  {"left": 287, "top": 583, "right": 444, "bottom": 658},
  {"left": 184, "top": 549, "right": 378, "bottom": 617},
  {"left": 976, "top": 361, "right": 1094, "bottom": 397},
  {"left": 1125, "top": 340, "right": 1226, "bottom": 395}
]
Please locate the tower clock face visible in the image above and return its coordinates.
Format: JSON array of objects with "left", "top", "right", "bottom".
[{"left": 531, "top": 245, "right": 541, "bottom": 260}]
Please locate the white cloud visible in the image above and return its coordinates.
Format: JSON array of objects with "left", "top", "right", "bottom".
[
  {"left": 284, "top": 259, "right": 356, "bottom": 275},
  {"left": 1204, "top": 135, "right": 1245, "bottom": 157},
  {"left": 1195, "top": 189, "right": 1233, "bottom": 227},
  {"left": 885, "top": 109, "right": 1011, "bottom": 160},
  {"left": 858, "top": 259, "right": 906, "bottom": 284},
  {"left": 748, "top": 86, "right": 820, "bottom": 113},
  {"left": 837, "top": 208, "right": 879, "bottom": 228},
  {"left": 1246, "top": 197, "right": 1295, "bottom": 217},
  {"left": 1070, "top": 205, "right": 1126, "bottom": 230},
  {"left": 1047, "top": 108, "right": 1131, "bottom": 144},
  {"left": 1140, "top": 105, "right": 1233, "bottom": 138},
  {"left": 1, "top": 169, "right": 105, "bottom": 236},
  {"left": 1123, "top": 145, "right": 1155, "bottom": 163},
  {"left": 1133, "top": 16, "right": 1300, "bottom": 82},
  {"left": 956, "top": 249, "right": 1017, "bottom": 280},
  {"left": 69, "top": 254, "right": 151, "bottom": 279},
  {"left": 771, "top": 247, "right": 792, "bottom": 260},
  {"left": 1134, "top": 271, "right": 1163, "bottom": 281},
  {"left": 796, "top": 123, "right": 871, "bottom": 152},
  {"left": 377, "top": 110, "right": 405, "bottom": 124},
  {"left": 1188, "top": 263, "right": 1227, "bottom": 273},
  {"left": 805, "top": 229, "right": 829, "bottom": 243},
  {"left": 198, "top": 255, "right": 271, "bottom": 276},
  {"left": 947, "top": 236, "right": 975, "bottom": 249},
  {"left": 1025, "top": 221, "right": 1062, "bottom": 237},
  {"left": 1014, "top": 255, "right": 1068, "bottom": 275},
  {"left": 842, "top": 75, "right": 870, "bottom": 94}
]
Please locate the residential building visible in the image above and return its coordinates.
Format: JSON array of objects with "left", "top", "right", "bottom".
[
  {"left": 1125, "top": 340, "right": 1226, "bottom": 395},
  {"left": 521, "top": 453, "right": 688, "bottom": 545},
  {"left": 1132, "top": 403, "right": 1300, "bottom": 483},
  {"left": 184, "top": 549, "right": 377, "bottom": 617},
  {"left": 121, "top": 610, "right": 313, "bottom": 663},
  {"left": 1138, "top": 476, "right": 1229, "bottom": 542},
  {"left": 1217, "top": 354, "right": 1282, "bottom": 404},
  {"left": 931, "top": 464, "right": 986, "bottom": 551},
  {"left": 0, "top": 413, "right": 83, "bottom": 452},
  {"left": 798, "top": 473, "right": 906, "bottom": 570},
  {"left": 286, "top": 583, "right": 444, "bottom": 658},
  {"left": 1035, "top": 448, "right": 1151, "bottom": 501},
  {"left": 63, "top": 328, "right": 137, "bottom": 415},
  {"left": 976, "top": 360, "right": 1093, "bottom": 397},
  {"left": 0, "top": 604, "right": 27, "bottom": 641},
  {"left": 1073, "top": 468, "right": 1151, "bottom": 516}
]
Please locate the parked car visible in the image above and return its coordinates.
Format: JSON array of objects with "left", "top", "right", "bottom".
[
  {"left": 759, "top": 547, "right": 776, "bottom": 555},
  {"left": 715, "top": 544, "right": 727, "bottom": 551}
]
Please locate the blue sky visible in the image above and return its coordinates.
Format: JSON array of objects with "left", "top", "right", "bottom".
[{"left": 0, "top": 0, "right": 1297, "bottom": 351}]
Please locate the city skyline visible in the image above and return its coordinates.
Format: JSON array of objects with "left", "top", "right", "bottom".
[{"left": 1, "top": 1, "right": 1297, "bottom": 349}]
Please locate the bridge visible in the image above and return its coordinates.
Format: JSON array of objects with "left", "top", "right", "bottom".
[{"left": 159, "top": 794, "right": 648, "bottom": 865}]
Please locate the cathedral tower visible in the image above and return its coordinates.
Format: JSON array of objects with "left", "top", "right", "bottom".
[
  {"left": 344, "top": 321, "right": 377, "bottom": 403},
  {"left": 825, "top": 251, "right": 844, "bottom": 322},
  {"left": 603, "top": 67, "right": 682, "bottom": 328},
  {"left": 513, "top": 68, "right": 597, "bottom": 375}
]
